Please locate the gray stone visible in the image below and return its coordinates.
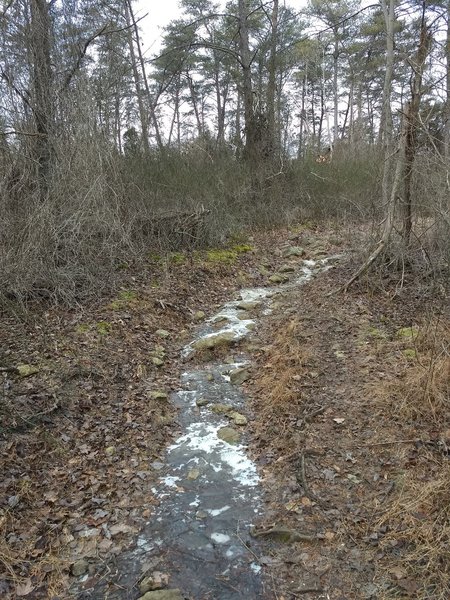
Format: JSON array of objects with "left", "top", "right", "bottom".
[
  {"left": 71, "top": 559, "right": 89, "bottom": 577},
  {"left": 211, "top": 403, "right": 233, "bottom": 415},
  {"left": 138, "top": 591, "right": 183, "bottom": 600},
  {"left": 229, "top": 411, "right": 248, "bottom": 426},
  {"left": 150, "top": 391, "right": 168, "bottom": 400},
  {"left": 196, "top": 397, "right": 209, "bottom": 407},
  {"left": 229, "top": 367, "right": 250, "bottom": 385},
  {"left": 139, "top": 572, "right": 169, "bottom": 594},
  {"left": 279, "top": 264, "right": 296, "bottom": 273},
  {"left": 155, "top": 329, "right": 170, "bottom": 338},
  {"left": 217, "top": 427, "right": 240, "bottom": 445},
  {"left": 192, "top": 331, "right": 237, "bottom": 351},
  {"left": 236, "top": 301, "right": 261, "bottom": 311},
  {"left": 282, "top": 246, "right": 305, "bottom": 258},
  {"left": 269, "top": 274, "right": 288, "bottom": 284}
]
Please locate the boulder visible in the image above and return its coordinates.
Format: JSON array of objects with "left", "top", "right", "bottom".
[
  {"left": 229, "top": 367, "right": 250, "bottom": 385},
  {"left": 138, "top": 591, "right": 183, "bottom": 600},
  {"left": 217, "top": 427, "right": 240, "bottom": 445},
  {"left": 269, "top": 274, "right": 288, "bottom": 284},
  {"left": 229, "top": 411, "right": 248, "bottom": 426},
  {"left": 236, "top": 301, "right": 261, "bottom": 311},
  {"left": 282, "top": 246, "right": 304, "bottom": 258},
  {"left": 192, "top": 331, "right": 237, "bottom": 351}
]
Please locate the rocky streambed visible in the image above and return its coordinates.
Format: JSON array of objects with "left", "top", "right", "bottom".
[{"left": 76, "top": 254, "right": 339, "bottom": 600}]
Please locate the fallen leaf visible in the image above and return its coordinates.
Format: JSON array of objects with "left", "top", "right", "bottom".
[{"left": 16, "top": 579, "right": 35, "bottom": 597}]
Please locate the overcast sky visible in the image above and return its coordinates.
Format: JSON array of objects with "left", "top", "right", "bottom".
[{"left": 135, "top": 0, "right": 308, "bottom": 58}]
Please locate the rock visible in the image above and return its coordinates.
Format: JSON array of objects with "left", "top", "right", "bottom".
[
  {"left": 192, "top": 331, "right": 237, "bottom": 351},
  {"left": 217, "top": 427, "right": 240, "bottom": 445},
  {"left": 138, "top": 590, "right": 183, "bottom": 600},
  {"left": 150, "top": 391, "right": 168, "bottom": 400},
  {"left": 196, "top": 510, "right": 208, "bottom": 519},
  {"left": 211, "top": 403, "right": 233, "bottom": 415},
  {"left": 196, "top": 397, "right": 209, "bottom": 407},
  {"left": 229, "top": 367, "right": 250, "bottom": 385},
  {"left": 245, "top": 323, "right": 256, "bottom": 331},
  {"left": 279, "top": 264, "right": 296, "bottom": 273},
  {"left": 152, "top": 357, "right": 164, "bottom": 367},
  {"left": 155, "top": 329, "right": 170, "bottom": 338},
  {"left": 105, "top": 446, "right": 116, "bottom": 456},
  {"left": 258, "top": 265, "right": 271, "bottom": 276},
  {"left": 17, "top": 364, "right": 39, "bottom": 377},
  {"left": 282, "top": 246, "right": 305, "bottom": 258},
  {"left": 187, "top": 469, "right": 200, "bottom": 480},
  {"left": 229, "top": 411, "right": 248, "bottom": 426},
  {"left": 194, "top": 310, "right": 206, "bottom": 321},
  {"left": 236, "top": 301, "right": 261, "bottom": 311},
  {"left": 71, "top": 559, "right": 89, "bottom": 577},
  {"left": 269, "top": 274, "right": 288, "bottom": 284},
  {"left": 139, "top": 572, "right": 169, "bottom": 594}
]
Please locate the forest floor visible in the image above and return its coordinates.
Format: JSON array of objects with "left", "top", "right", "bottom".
[{"left": 1, "top": 224, "right": 449, "bottom": 600}]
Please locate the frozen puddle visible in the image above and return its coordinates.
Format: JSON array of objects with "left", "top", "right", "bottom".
[{"left": 76, "top": 256, "right": 339, "bottom": 599}]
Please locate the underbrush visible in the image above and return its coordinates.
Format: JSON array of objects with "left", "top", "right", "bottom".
[
  {"left": 0, "top": 137, "right": 380, "bottom": 306},
  {"left": 374, "top": 322, "right": 450, "bottom": 599}
]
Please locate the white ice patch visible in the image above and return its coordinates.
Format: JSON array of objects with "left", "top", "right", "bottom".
[
  {"left": 161, "top": 475, "right": 181, "bottom": 488},
  {"left": 211, "top": 533, "right": 231, "bottom": 544},
  {"left": 206, "top": 505, "right": 231, "bottom": 517},
  {"left": 176, "top": 390, "right": 199, "bottom": 406},
  {"left": 251, "top": 563, "right": 262, "bottom": 574},
  {"left": 167, "top": 423, "right": 260, "bottom": 487}
]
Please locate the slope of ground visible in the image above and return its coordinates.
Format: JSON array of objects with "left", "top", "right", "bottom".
[{"left": 247, "top": 251, "right": 450, "bottom": 599}]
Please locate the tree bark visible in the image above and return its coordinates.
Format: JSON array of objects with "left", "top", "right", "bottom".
[
  {"left": 402, "top": 7, "right": 431, "bottom": 247},
  {"left": 238, "top": 0, "right": 257, "bottom": 162},
  {"left": 267, "top": 0, "right": 279, "bottom": 156},
  {"left": 30, "top": 0, "right": 53, "bottom": 193},
  {"left": 124, "top": 0, "right": 149, "bottom": 153},
  {"left": 125, "top": 0, "right": 163, "bottom": 150}
]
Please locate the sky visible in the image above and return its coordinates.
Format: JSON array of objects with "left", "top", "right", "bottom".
[{"left": 135, "top": 0, "right": 308, "bottom": 58}]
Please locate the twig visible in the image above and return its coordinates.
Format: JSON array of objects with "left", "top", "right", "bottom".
[
  {"left": 0, "top": 366, "right": 19, "bottom": 373},
  {"left": 298, "top": 452, "right": 311, "bottom": 496}
]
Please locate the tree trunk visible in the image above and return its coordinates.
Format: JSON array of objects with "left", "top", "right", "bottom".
[
  {"left": 267, "top": 0, "right": 279, "bottom": 156},
  {"left": 124, "top": 1, "right": 149, "bottom": 153},
  {"left": 125, "top": 0, "right": 163, "bottom": 150},
  {"left": 186, "top": 71, "right": 202, "bottom": 137},
  {"left": 378, "top": 0, "right": 394, "bottom": 145},
  {"left": 445, "top": 0, "right": 450, "bottom": 158},
  {"left": 333, "top": 32, "right": 339, "bottom": 143},
  {"left": 238, "top": 0, "right": 257, "bottom": 162},
  {"left": 402, "top": 8, "right": 431, "bottom": 247},
  {"left": 30, "top": 0, "right": 53, "bottom": 194}
]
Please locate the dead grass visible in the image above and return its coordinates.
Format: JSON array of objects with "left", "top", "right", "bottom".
[
  {"left": 376, "top": 461, "right": 450, "bottom": 599},
  {"left": 382, "top": 323, "right": 450, "bottom": 424},
  {"left": 372, "top": 321, "right": 450, "bottom": 599}
]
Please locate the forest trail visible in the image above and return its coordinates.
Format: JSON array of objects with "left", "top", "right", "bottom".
[{"left": 1, "top": 225, "right": 449, "bottom": 600}]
